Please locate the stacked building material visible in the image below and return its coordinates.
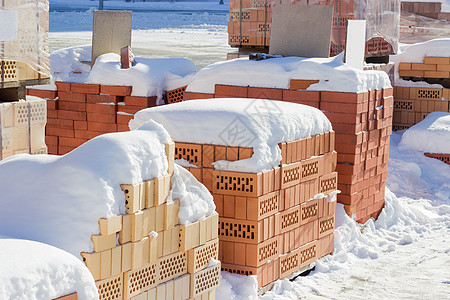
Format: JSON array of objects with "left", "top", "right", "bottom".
[
  {"left": 228, "top": 0, "right": 400, "bottom": 57},
  {"left": 393, "top": 56, "right": 450, "bottom": 130},
  {"left": 184, "top": 81, "right": 393, "bottom": 223},
  {"left": 26, "top": 83, "right": 186, "bottom": 155},
  {"left": 0, "top": 98, "right": 47, "bottom": 160},
  {"left": 81, "top": 141, "right": 220, "bottom": 300},
  {"left": 401, "top": 1, "right": 450, "bottom": 21}
]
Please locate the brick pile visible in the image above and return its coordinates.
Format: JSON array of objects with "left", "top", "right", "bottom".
[
  {"left": 424, "top": 152, "right": 450, "bottom": 165},
  {"left": 173, "top": 130, "right": 337, "bottom": 290},
  {"left": 81, "top": 141, "right": 220, "bottom": 300},
  {"left": 228, "top": 0, "right": 395, "bottom": 57},
  {"left": 0, "top": 98, "right": 47, "bottom": 160},
  {"left": 393, "top": 86, "right": 450, "bottom": 130},
  {"left": 184, "top": 81, "right": 394, "bottom": 223},
  {"left": 26, "top": 83, "right": 187, "bottom": 155},
  {"left": 394, "top": 56, "right": 450, "bottom": 130},
  {"left": 401, "top": 1, "right": 450, "bottom": 21}
]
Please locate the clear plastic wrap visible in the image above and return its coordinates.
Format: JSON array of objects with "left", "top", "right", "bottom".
[
  {"left": 400, "top": 11, "right": 450, "bottom": 44},
  {"left": 228, "top": 0, "right": 401, "bottom": 57},
  {"left": 0, "top": 0, "right": 50, "bottom": 84}
]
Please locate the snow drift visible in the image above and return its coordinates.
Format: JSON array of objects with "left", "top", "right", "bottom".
[{"left": 0, "top": 120, "right": 214, "bottom": 257}]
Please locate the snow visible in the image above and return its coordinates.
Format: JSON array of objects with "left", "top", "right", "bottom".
[
  {"left": 0, "top": 121, "right": 215, "bottom": 257},
  {"left": 391, "top": 39, "right": 450, "bottom": 87},
  {"left": 0, "top": 239, "right": 98, "bottom": 300},
  {"left": 49, "top": 46, "right": 196, "bottom": 101},
  {"left": 399, "top": 112, "right": 450, "bottom": 153},
  {"left": 129, "top": 98, "right": 332, "bottom": 173},
  {"left": 186, "top": 53, "right": 392, "bottom": 94}
]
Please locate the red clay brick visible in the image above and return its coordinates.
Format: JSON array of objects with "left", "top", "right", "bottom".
[
  {"left": 53, "top": 292, "right": 78, "bottom": 300},
  {"left": 117, "top": 113, "right": 134, "bottom": 125},
  {"left": 87, "top": 121, "right": 117, "bottom": 132},
  {"left": 58, "top": 110, "right": 87, "bottom": 121},
  {"left": 58, "top": 100, "right": 86, "bottom": 112},
  {"left": 320, "top": 101, "right": 363, "bottom": 114},
  {"left": 117, "top": 105, "right": 146, "bottom": 115},
  {"left": 58, "top": 91, "right": 86, "bottom": 103},
  {"left": 59, "top": 137, "right": 87, "bottom": 148},
  {"left": 282, "top": 90, "right": 320, "bottom": 102},
  {"left": 74, "top": 130, "right": 105, "bottom": 140},
  {"left": 47, "top": 145, "right": 58, "bottom": 155},
  {"left": 47, "top": 99, "right": 57, "bottom": 110},
  {"left": 86, "top": 103, "right": 116, "bottom": 114},
  {"left": 117, "top": 124, "right": 129, "bottom": 132},
  {"left": 215, "top": 84, "right": 248, "bottom": 98},
  {"left": 47, "top": 118, "right": 74, "bottom": 129},
  {"left": 247, "top": 87, "right": 283, "bottom": 100},
  {"left": 321, "top": 91, "right": 366, "bottom": 103},
  {"left": 100, "top": 85, "right": 132, "bottom": 96},
  {"left": 27, "top": 89, "right": 57, "bottom": 99},
  {"left": 86, "top": 94, "right": 117, "bottom": 104},
  {"left": 124, "top": 96, "right": 156, "bottom": 107},
  {"left": 55, "top": 81, "right": 71, "bottom": 92},
  {"left": 183, "top": 92, "right": 214, "bottom": 100},
  {"left": 71, "top": 83, "right": 100, "bottom": 94},
  {"left": 59, "top": 145, "right": 76, "bottom": 155},
  {"left": 47, "top": 109, "right": 58, "bottom": 119},
  {"left": 46, "top": 127, "right": 74, "bottom": 138},
  {"left": 45, "top": 135, "right": 58, "bottom": 146},
  {"left": 87, "top": 112, "right": 116, "bottom": 124},
  {"left": 324, "top": 112, "right": 361, "bottom": 124},
  {"left": 74, "top": 121, "right": 88, "bottom": 130}
]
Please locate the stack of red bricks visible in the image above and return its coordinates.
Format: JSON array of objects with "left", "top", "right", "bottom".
[
  {"left": 184, "top": 80, "right": 394, "bottom": 223},
  {"left": 26, "top": 82, "right": 157, "bottom": 155},
  {"left": 174, "top": 131, "right": 337, "bottom": 291}
]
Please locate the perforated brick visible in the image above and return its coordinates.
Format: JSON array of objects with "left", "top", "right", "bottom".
[
  {"left": 165, "top": 86, "right": 187, "bottom": 104},
  {"left": 394, "top": 99, "right": 415, "bottom": 111},
  {"left": 318, "top": 215, "right": 335, "bottom": 238},
  {"left": 0, "top": 60, "right": 18, "bottom": 82},
  {"left": 280, "top": 161, "right": 301, "bottom": 189},
  {"left": 279, "top": 206, "right": 300, "bottom": 234},
  {"left": 416, "top": 88, "right": 442, "bottom": 100},
  {"left": 279, "top": 249, "right": 299, "bottom": 279},
  {"left": 124, "top": 262, "right": 158, "bottom": 299},
  {"left": 424, "top": 152, "right": 450, "bottom": 165},
  {"left": 175, "top": 142, "right": 202, "bottom": 167},
  {"left": 188, "top": 238, "right": 219, "bottom": 274},
  {"left": 158, "top": 251, "right": 188, "bottom": 282},
  {"left": 301, "top": 156, "right": 322, "bottom": 182},
  {"left": 250, "top": 235, "right": 279, "bottom": 267},
  {"left": 319, "top": 172, "right": 338, "bottom": 195},
  {"left": 96, "top": 273, "right": 123, "bottom": 300},
  {"left": 190, "top": 262, "right": 221, "bottom": 298},
  {"left": 300, "top": 198, "right": 319, "bottom": 224},
  {"left": 246, "top": 190, "right": 280, "bottom": 221},
  {"left": 29, "top": 99, "right": 47, "bottom": 125},
  {"left": 121, "top": 183, "right": 141, "bottom": 214},
  {"left": 218, "top": 217, "right": 259, "bottom": 244},
  {"left": 213, "top": 170, "right": 262, "bottom": 197},
  {"left": 299, "top": 240, "right": 318, "bottom": 267},
  {"left": 13, "top": 101, "right": 29, "bottom": 128}
]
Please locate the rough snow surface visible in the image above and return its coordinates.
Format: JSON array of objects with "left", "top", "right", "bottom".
[
  {"left": 0, "top": 121, "right": 214, "bottom": 256},
  {"left": 50, "top": 45, "right": 197, "bottom": 100},
  {"left": 399, "top": 112, "right": 450, "bottom": 153},
  {"left": 130, "top": 98, "right": 332, "bottom": 173},
  {"left": 0, "top": 239, "right": 98, "bottom": 300},
  {"left": 186, "top": 53, "right": 391, "bottom": 94},
  {"left": 88, "top": 53, "right": 197, "bottom": 101}
]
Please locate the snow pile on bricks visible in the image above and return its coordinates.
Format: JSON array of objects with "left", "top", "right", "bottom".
[
  {"left": 180, "top": 55, "right": 393, "bottom": 224},
  {"left": 0, "top": 239, "right": 98, "bottom": 300},
  {"left": 0, "top": 120, "right": 219, "bottom": 299},
  {"left": 130, "top": 98, "right": 338, "bottom": 290}
]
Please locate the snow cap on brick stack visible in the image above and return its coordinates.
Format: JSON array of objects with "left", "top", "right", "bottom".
[
  {"left": 185, "top": 53, "right": 391, "bottom": 95},
  {"left": 130, "top": 98, "right": 333, "bottom": 173}
]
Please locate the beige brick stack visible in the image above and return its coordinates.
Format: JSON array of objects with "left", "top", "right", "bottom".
[
  {"left": 176, "top": 131, "right": 337, "bottom": 291},
  {"left": 0, "top": 98, "right": 47, "bottom": 160},
  {"left": 394, "top": 56, "right": 450, "bottom": 130},
  {"left": 80, "top": 141, "right": 220, "bottom": 300}
]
